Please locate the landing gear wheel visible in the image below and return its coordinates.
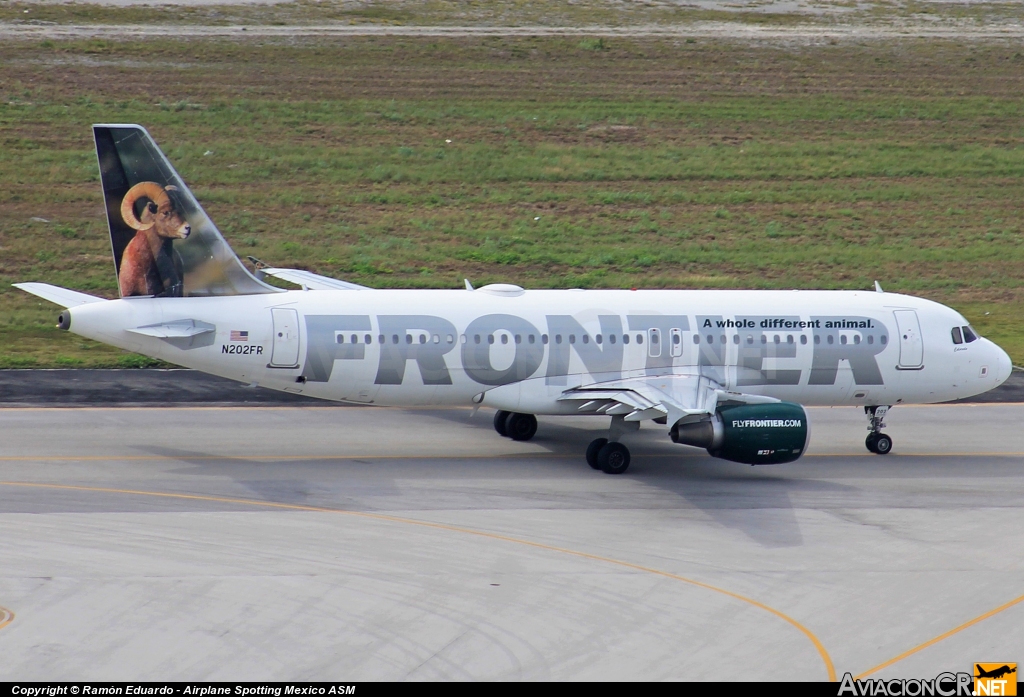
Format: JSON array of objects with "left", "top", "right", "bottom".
[
  {"left": 493, "top": 410, "right": 510, "bottom": 437},
  {"left": 865, "top": 433, "right": 878, "bottom": 453},
  {"left": 873, "top": 433, "right": 893, "bottom": 455},
  {"left": 597, "top": 442, "right": 631, "bottom": 475},
  {"left": 505, "top": 413, "right": 538, "bottom": 442},
  {"left": 586, "top": 438, "right": 608, "bottom": 470}
]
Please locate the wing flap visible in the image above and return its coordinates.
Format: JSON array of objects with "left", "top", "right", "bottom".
[{"left": 559, "top": 373, "right": 780, "bottom": 424}]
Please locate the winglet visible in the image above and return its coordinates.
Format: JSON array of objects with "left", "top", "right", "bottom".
[
  {"left": 464, "top": 278, "right": 474, "bottom": 291},
  {"left": 874, "top": 280, "right": 884, "bottom": 293}
]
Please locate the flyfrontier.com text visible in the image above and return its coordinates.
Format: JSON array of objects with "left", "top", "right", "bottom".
[{"left": 838, "top": 672, "right": 973, "bottom": 696}]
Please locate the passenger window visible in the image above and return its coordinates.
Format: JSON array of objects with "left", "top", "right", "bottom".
[
  {"left": 433, "top": 334, "right": 440, "bottom": 344},
  {"left": 352, "top": 334, "right": 358, "bottom": 344},
  {"left": 474, "top": 334, "right": 481, "bottom": 344},
  {"left": 595, "top": 334, "right": 602, "bottom": 344},
  {"left": 582, "top": 334, "right": 589, "bottom": 344},
  {"left": 827, "top": 335, "right": 834, "bottom": 345},
  {"left": 336, "top": 334, "right": 344, "bottom": 344},
  {"left": 542, "top": 334, "right": 549, "bottom": 344},
  {"left": 500, "top": 334, "right": 508, "bottom": 345},
  {"left": 609, "top": 334, "right": 616, "bottom": 344},
  {"left": 569, "top": 334, "right": 576, "bottom": 344},
  {"left": 528, "top": 334, "right": 535, "bottom": 344},
  {"left": 622, "top": 334, "right": 629, "bottom": 344},
  {"left": 867, "top": 335, "right": 874, "bottom": 345},
  {"left": 706, "top": 335, "right": 714, "bottom": 345},
  {"left": 488, "top": 334, "right": 495, "bottom": 344},
  {"left": 880, "top": 335, "right": 887, "bottom": 345},
  {"left": 747, "top": 335, "right": 754, "bottom": 345},
  {"left": 693, "top": 334, "right": 700, "bottom": 344},
  {"left": 963, "top": 326, "right": 978, "bottom": 343},
  {"left": 555, "top": 335, "right": 562, "bottom": 344},
  {"left": 515, "top": 334, "right": 522, "bottom": 344},
  {"left": 787, "top": 335, "right": 794, "bottom": 344},
  {"left": 447, "top": 334, "right": 454, "bottom": 344},
  {"left": 853, "top": 335, "right": 860, "bottom": 345},
  {"left": 814, "top": 335, "right": 820, "bottom": 345},
  {"left": 636, "top": 334, "right": 644, "bottom": 344},
  {"left": 720, "top": 335, "right": 726, "bottom": 345},
  {"left": 378, "top": 335, "right": 385, "bottom": 344},
  {"left": 773, "top": 335, "right": 780, "bottom": 344},
  {"left": 840, "top": 335, "right": 847, "bottom": 345},
  {"left": 392, "top": 334, "right": 400, "bottom": 344},
  {"left": 761, "top": 335, "right": 767, "bottom": 345},
  {"left": 673, "top": 334, "right": 680, "bottom": 345},
  {"left": 365, "top": 334, "right": 372, "bottom": 344},
  {"left": 419, "top": 334, "right": 427, "bottom": 345},
  {"left": 733, "top": 335, "right": 740, "bottom": 345},
  {"left": 800, "top": 335, "right": 807, "bottom": 345}
]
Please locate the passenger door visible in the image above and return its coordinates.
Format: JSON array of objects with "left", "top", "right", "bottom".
[
  {"left": 893, "top": 310, "right": 924, "bottom": 369},
  {"left": 270, "top": 307, "right": 300, "bottom": 368}
]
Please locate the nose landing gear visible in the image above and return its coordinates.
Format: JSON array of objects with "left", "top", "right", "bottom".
[{"left": 865, "top": 406, "right": 893, "bottom": 455}]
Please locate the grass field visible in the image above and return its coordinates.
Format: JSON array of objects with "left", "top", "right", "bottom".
[{"left": 2, "top": 32, "right": 1024, "bottom": 366}]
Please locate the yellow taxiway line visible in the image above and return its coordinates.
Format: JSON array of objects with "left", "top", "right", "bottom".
[
  {"left": 856, "top": 593, "right": 1024, "bottom": 679},
  {"left": 0, "top": 606, "right": 13, "bottom": 631},
  {"left": 0, "top": 479, "right": 836, "bottom": 681}
]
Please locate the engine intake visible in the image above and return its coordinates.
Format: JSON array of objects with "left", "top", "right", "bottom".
[{"left": 671, "top": 402, "right": 809, "bottom": 465}]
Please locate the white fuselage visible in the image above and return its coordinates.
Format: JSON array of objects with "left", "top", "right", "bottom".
[{"left": 64, "top": 288, "right": 1011, "bottom": 411}]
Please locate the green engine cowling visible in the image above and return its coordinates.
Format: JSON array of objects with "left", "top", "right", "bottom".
[{"left": 670, "top": 402, "right": 809, "bottom": 465}]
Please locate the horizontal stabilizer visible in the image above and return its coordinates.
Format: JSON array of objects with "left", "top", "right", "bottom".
[
  {"left": 258, "top": 267, "right": 370, "bottom": 291},
  {"left": 13, "top": 283, "right": 106, "bottom": 308}
]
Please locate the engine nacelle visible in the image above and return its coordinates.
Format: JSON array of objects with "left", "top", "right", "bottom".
[{"left": 670, "top": 402, "right": 809, "bottom": 465}]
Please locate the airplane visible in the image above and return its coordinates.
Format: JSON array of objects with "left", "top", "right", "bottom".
[
  {"left": 14, "top": 125, "right": 1013, "bottom": 474},
  {"left": 975, "top": 665, "right": 1016, "bottom": 680}
]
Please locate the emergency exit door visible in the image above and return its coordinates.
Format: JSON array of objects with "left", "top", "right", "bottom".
[
  {"left": 270, "top": 307, "right": 300, "bottom": 367},
  {"left": 893, "top": 310, "right": 923, "bottom": 369}
]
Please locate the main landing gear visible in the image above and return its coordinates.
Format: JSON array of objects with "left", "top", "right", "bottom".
[
  {"left": 586, "top": 415, "right": 639, "bottom": 475},
  {"left": 865, "top": 405, "right": 893, "bottom": 455},
  {"left": 493, "top": 410, "right": 538, "bottom": 442},
  {"left": 492, "top": 410, "right": 636, "bottom": 474}
]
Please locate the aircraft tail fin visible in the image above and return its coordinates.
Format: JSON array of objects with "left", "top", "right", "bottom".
[{"left": 93, "top": 124, "right": 276, "bottom": 298}]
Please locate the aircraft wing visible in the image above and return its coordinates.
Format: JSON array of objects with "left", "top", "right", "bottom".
[
  {"left": 557, "top": 373, "right": 780, "bottom": 425},
  {"left": 13, "top": 283, "right": 106, "bottom": 308}
]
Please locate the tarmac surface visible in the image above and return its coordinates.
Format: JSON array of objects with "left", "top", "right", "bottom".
[{"left": 1, "top": 400, "right": 1023, "bottom": 680}]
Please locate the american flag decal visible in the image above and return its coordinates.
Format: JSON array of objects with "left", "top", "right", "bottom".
[{"left": 230, "top": 330, "right": 249, "bottom": 342}]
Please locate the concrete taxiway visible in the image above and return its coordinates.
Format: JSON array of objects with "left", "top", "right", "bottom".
[{"left": 0, "top": 403, "right": 1022, "bottom": 680}]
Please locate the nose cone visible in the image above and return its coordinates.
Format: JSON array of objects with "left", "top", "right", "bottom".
[{"left": 994, "top": 342, "right": 1013, "bottom": 386}]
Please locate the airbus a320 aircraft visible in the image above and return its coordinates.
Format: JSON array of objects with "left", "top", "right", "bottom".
[{"left": 16, "top": 125, "right": 1013, "bottom": 474}]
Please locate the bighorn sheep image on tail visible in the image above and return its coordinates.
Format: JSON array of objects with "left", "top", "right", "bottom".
[{"left": 118, "top": 181, "right": 190, "bottom": 297}]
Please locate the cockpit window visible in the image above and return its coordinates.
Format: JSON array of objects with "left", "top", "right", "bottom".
[
  {"left": 963, "top": 325, "right": 979, "bottom": 343},
  {"left": 951, "top": 327, "right": 963, "bottom": 344}
]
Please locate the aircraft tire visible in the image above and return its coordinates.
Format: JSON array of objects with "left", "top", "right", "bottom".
[
  {"left": 493, "top": 410, "right": 510, "bottom": 437},
  {"left": 598, "top": 442, "right": 631, "bottom": 475},
  {"left": 874, "top": 433, "right": 893, "bottom": 455},
  {"left": 865, "top": 433, "right": 878, "bottom": 453},
  {"left": 506, "top": 413, "right": 538, "bottom": 442},
  {"left": 586, "top": 438, "right": 608, "bottom": 470}
]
